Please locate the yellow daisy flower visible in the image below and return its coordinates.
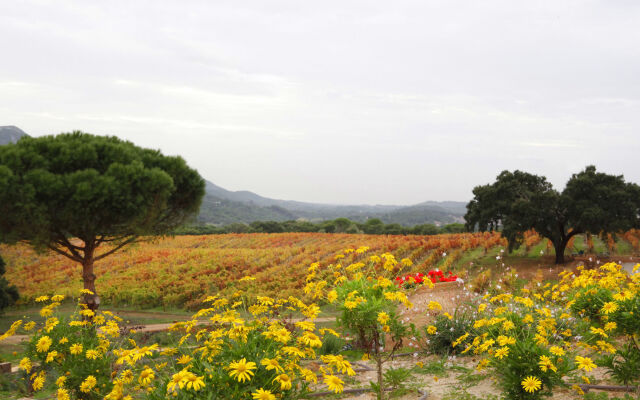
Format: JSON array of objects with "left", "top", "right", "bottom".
[
  {"left": 521, "top": 376, "right": 542, "bottom": 393},
  {"left": 324, "top": 375, "right": 344, "bottom": 394},
  {"left": 228, "top": 358, "right": 257, "bottom": 383}
]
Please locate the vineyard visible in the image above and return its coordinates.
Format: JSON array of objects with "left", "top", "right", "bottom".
[{"left": 2, "top": 230, "right": 639, "bottom": 309}]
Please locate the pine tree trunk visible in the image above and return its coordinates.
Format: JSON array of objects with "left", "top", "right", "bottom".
[{"left": 82, "top": 255, "right": 99, "bottom": 311}]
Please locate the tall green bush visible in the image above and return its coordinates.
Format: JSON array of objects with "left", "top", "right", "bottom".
[{"left": 0, "top": 255, "right": 19, "bottom": 312}]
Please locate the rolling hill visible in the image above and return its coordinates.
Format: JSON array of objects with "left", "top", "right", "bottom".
[
  {"left": 0, "top": 126, "right": 467, "bottom": 226},
  {"left": 198, "top": 181, "right": 467, "bottom": 226}
]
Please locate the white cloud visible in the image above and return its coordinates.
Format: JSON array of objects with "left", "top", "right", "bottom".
[
  {"left": 0, "top": 0, "right": 639, "bottom": 204},
  {"left": 519, "top": 142, "right": 581, "bottom": 148}
]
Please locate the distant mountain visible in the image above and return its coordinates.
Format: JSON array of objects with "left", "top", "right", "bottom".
[
  {"left": 0, "top": 127, "right": 467, "bottom": 226},
  {"left": 198, "top": 192, "right": 298, "bottom": 225},
  {"left": 199, "top": 180, "right": 467, "bottom": 226},
  {"left": 0, "top": 126, "right": 29, "bottom": 145},
  {"left": 372, "top": 203, "right": 465, "bottom": 226},
  {"left": 414, "top": 201, "right": 468, "bottom": 215},
  {"left": 206, "top": 181, "right": 400, "bottom": 214}
]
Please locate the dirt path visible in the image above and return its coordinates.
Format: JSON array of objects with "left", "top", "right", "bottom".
[
  {"left": 118, "top": 316, "right": 335, "bottom": 334},
  {"left": 1, "top": 316, "right": 336, "bottom": 345},
  {"left": 398, "top": 281, "right": 469, "bottom": 327},
  {"left": 622, "top": 261, "right": 639, "bottom": 274}
]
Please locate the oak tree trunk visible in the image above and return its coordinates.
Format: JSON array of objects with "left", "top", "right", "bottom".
[{"left": 553, "top": 239, "right": 568, "bottom": 265}]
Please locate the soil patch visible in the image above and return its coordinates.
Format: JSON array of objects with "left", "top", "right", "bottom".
[{"left": 398, "top": 281, "right": 469, "bottom": 328}]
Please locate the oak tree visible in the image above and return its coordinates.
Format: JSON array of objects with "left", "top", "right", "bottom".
[{"left": 465, "top": 166, "right": 640, "bottom": 264}]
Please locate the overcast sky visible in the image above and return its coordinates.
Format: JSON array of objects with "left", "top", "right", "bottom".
[{"left": 1, "top": 1, "right": 639, "bottom": 205}]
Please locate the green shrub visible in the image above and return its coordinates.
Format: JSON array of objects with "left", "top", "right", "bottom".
[
  {"left": 319, "top": 334, "right": 347, "bottom": 355},
  {"left": 383, "top": 367, "right": 412, "bottom": 390},
  {"left": 565, "top": 263, "right": 640, "bottom": 388},
  {"left": 461, "top": 289, "right": 579, "bottom": 400},
  {"left": 424, "top": 305, "right": 476, "bottom": 355},
  {"left": 0, "top": 255, "right": 19, "bottom": 312},
  {"left": 598, "top": 341, "right": 640, "bottom": 387},
  {"left": 569, "top": 285, "right": 613, "bottom": 322}
]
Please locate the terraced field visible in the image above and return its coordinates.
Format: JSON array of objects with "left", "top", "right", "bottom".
[{"left": 2, "top": 230, "right": 638, "bottom": 309}]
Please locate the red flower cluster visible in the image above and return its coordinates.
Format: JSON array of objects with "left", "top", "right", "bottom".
[
  {"left": 427, "top": 269, "right": 458, "bottom": 283},
  {"left": 395, "top": 272, "right": 426, "bottom": 287},
  {"left": 395, "top": 270, "right": 458, "bottom": 288}
]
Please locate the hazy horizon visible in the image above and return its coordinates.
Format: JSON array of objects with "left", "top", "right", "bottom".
[{"left": 1, "top": 1, "right": 639, "bottom": 205}]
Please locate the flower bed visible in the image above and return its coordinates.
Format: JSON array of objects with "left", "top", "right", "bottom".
[{"left": 395, "top": 270, "right": 458, "bottom": 289}]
